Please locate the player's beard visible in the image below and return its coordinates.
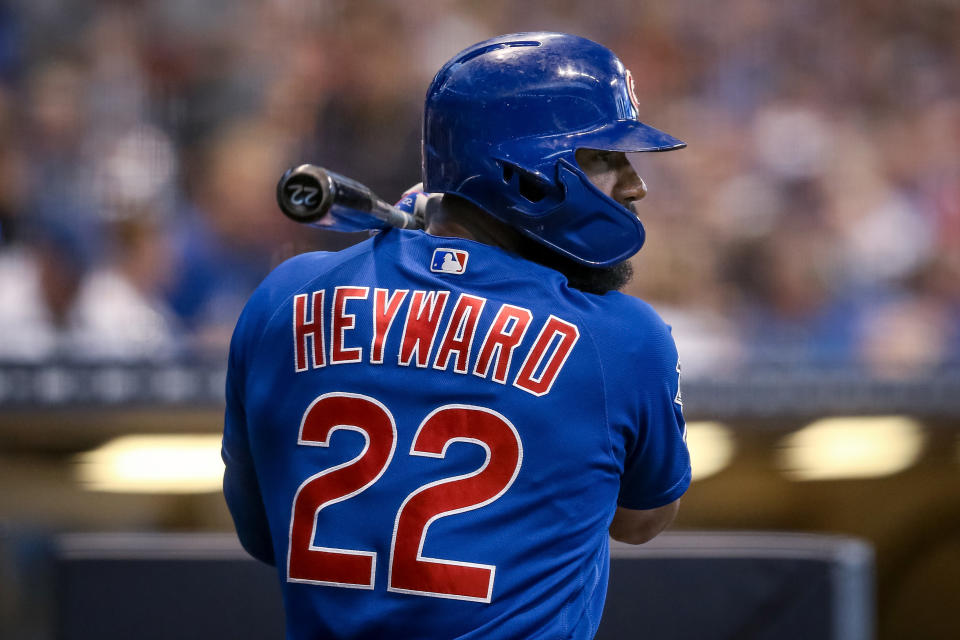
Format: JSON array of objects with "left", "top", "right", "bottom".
[
  {"left": 518, "top": 237, "right": 634, "bottom": 295},
  {"left": 566, "top": 259, "right": 633, "bottom": 295}
]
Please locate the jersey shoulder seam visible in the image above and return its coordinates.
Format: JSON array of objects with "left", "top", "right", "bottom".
[
  {"left": 526, "top": 280, "right": 617, "bottom": 471},
  {"left": 246, "top": 248, "right": 374, "bottom": 365}
]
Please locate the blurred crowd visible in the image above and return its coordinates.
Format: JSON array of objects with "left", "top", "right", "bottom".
[{"left": 0, "top": 0, "right": 957, "bottom": 378}]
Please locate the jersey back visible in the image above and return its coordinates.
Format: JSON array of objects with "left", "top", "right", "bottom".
[{"left": 223, "top": 229, "right": 690, "bottom": 639}]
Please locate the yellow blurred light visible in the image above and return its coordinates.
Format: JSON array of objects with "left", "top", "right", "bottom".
[
  {"left": 76, "top": 434, "right": 224, "bottom": 493},
  {"left": 778, "top": 416, "right": 924, "bottom": 481},
  {"left": 686, "top": 421, "right": 735, "bottom": 481}
]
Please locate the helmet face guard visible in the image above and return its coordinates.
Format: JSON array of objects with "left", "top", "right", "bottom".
[{"left": 423, "top": 32, "right": 685, "bottom": 267}]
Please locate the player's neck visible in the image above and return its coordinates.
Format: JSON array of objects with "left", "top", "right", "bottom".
[{"left": 425, "top": 195, "right": 526, "bottom": 255}]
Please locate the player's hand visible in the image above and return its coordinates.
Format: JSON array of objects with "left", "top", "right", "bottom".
[{"left": 394, "top": 183, "right": 435, "bottom": 228}]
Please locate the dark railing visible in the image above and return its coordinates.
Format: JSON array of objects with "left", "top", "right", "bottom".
[{"left": 2, "top": 360, "right": 960, "bottom": 418}]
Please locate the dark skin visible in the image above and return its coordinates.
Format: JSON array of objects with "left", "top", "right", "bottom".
[{"left": 426, "top": 148, "right": 680, "bottom": 544}]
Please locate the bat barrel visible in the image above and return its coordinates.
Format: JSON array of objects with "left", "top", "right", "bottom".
[
  {"left": 276, "top": 164, "right": 423, "bottom": 232},
  {"left": 276, "top": 164, "right": 334, "bottom": 224}
]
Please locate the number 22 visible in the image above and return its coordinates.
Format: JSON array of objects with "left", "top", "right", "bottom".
[{"left": 287, "top": 392, "right": 523, "bottom": 603}]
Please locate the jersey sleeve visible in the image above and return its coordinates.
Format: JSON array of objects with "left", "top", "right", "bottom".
[
  {"left": 606, "top": 300, "right": 691, "bottom": 511},
  {"left": 221, "top": 290, "right": 275, "bottom": 565},
  {"left": 220, "top": 251, "right": 337, "bottom": 565}
]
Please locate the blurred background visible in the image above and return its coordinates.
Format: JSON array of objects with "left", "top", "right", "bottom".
[{"left": 0, "top": 0, "right": 957, "bottom": 638}]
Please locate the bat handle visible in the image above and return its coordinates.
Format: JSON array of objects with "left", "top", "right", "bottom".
[{"left": 372, "top": 200, "right": 422, "bottom": 229}]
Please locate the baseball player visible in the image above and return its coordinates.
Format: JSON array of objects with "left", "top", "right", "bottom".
[{"left": 223, "top": 32, "right": 690, "bottom": 639}]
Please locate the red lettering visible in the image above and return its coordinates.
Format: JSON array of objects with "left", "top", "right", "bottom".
[
  {"left": 514, "top": 316, "right": 579, "bottom": 396},
  {"left": 473, "top": 304, "right": 532, "bottom": 384},
  {"left": 433, "top": 294, "right": 486, "bottom": 373},
  {"left": 330, "top": 287, "right": 369, "bottom": 364},
  {"left": 370, "top": 289, "right": 408, "bottom": 364},
  {"left": 294, "top": 290, "right": 326, "bottom": 372},
  {"left": 399, "top": 291, "right": 449, "bottom": 368}
]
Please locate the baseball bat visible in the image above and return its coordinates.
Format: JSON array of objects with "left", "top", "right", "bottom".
[{"left": 276, "top": 164, "right": 423, "bottom": 232}]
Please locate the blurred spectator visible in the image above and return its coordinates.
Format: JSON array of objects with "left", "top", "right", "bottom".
[
  {"left": 165, "top": 118, "right": 295, "bottom": 352},
  {"left": 0, "top": 85, "right": 27, "bottom": 245},
  {"left": 0, "top": 2, "right": 21, "bottom": 84},
  {"left": 22, "top": 59, "right": 100, "bottom": 228},
  {"left": 0, "top": 216, "right": 177, "bottom": 360},
  {"left": 857, "top": 296, "right": 952, "bottom": 379},
  {"left": 0, "top": 222, "right": 89, "bottom": 360},
  {"left": 725, "top": 221, "right": 863, "bottom": 367}
]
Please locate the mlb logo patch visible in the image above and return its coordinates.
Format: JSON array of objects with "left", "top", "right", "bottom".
[{"left": 430, "top": 248, "right": 469, "bottom": 274}]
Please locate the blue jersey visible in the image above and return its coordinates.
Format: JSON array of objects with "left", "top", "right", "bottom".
[{"left": 223, "top": 228, "right": 690, "bottom": 639}]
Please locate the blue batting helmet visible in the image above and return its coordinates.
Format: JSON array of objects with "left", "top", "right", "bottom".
[{"left": 423, "top": 32, "right": 685, "bottom": 267}]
